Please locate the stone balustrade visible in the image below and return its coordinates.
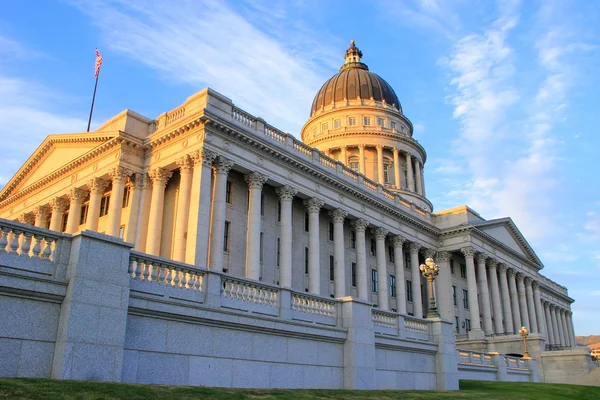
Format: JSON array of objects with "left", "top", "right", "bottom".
[
  {"left": 129, "top": 250, "right": 204, "bottom": 291},
  {"left": 457, "top": 350, "right": 494, "bottom": 367},
  {"left": 222, "top": 276, "right": 279, "bottom": 307},
  {"left": 372, "top": 309, "right": 398, "bottom": 329},
  {"left": 403, "top": 315, "right": 431, "bottom": 341},
  {"left": 0, "top": 220, "right": 61, "bottom": 261},
  {"left": 291, "top": 292, "right": 336, "bottom": 317},
  {"left": 505, "top": 355, "right": 528, "bottom": 370},
  {"left": 232, "top": 106, "right": 256, "bottom": 128}
]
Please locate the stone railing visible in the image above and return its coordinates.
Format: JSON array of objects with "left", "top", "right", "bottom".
[
  {"left": 291, "top": 292, "right": 336, "bottom": 317},
  {"left": 403, "top": 315, "right": 431, "bottom": 341},
  {"left": 222, "top": 276, "right": 278, "bottom": 307},
  {"left": 264, "top": 124, "right": 286, "bottom": 144},
  {"left": 372, "top": 309, "right": 398, "bottom": 329},
  {"left": 129, "top": 251, "right": 205, "bottom": 291},
  {"left": 457, "top": 350, "right": 495, "bottom": 367},
  {"left": 505, "top": 356, "right": 528, "bottom": 370},
  {"left": 232, "top": 106, "right": 256, "bottom": 128}
]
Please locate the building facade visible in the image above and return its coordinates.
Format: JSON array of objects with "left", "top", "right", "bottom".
[{"left": 0, "top": 42, "right": 583, "bottom": 386}]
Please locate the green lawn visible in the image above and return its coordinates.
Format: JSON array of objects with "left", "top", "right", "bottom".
[{"left": 0, "top": 379, "right": 598, "bottom": 400}]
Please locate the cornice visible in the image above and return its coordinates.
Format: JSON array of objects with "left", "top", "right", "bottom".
[{"left": 146, "top": 116, "right": 205, "bottom": 149}]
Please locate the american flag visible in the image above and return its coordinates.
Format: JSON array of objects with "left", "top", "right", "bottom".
[{"left": 94, "top": 49, "right": 103, "bottom": 78}]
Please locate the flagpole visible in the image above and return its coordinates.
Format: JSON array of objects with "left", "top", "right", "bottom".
[{"left": 87, "top": 72, "right": 99, "bottom": 132}]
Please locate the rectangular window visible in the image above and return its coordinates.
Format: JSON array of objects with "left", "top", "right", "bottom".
[
  {"left": 277, "top": 201, "right": 281, "bottom": 222},
  {"left": 80, "top": 203, "right": 89, "bottom": 225},
  {"left": 328, "top": 222, "right": 334, "bottom": 241},
  {"left": 371, "top": 269, "right": 378, "bottom": 292},
  {"left": 452, "top": 285, "right": 457, "bottom": 306},
  {"left": 450, "top": 259, "right": 454, "bottom": 275},
  {"left": 122, "top": 186, "right": 131, "bottom": 208},
  {"left": 334, "top": 119, "right": 342, "bottom": 129},
  {"left": 350, "top": 162, "right": 359, "bottom": 171},
  {"left": 390, "top": 275, "right": 396, "bottom": 297},
  {"left": 465, "top": 319, "right": 471, "bottom": 332},
  {"left": 259, "top": 233, "right": 264, "bottom": 263},
  {"left": 99, "top": 195, "right": 110, "bottom": 217},
  {"left": 226, "top": 181, "right": 232, "bottom": 204},
  {"left": 351, "top": 230, "right": 356, "bottom": 249},
  {"left": 304, "top": 247, "right": 309, "bottom": 274},
  {"left": 329, "top": 255, "right": 335, "bottom": 281},
  {"left": 377, "top": 118, "right": 385, "bottom": 127},
  {"left": 363, "top": 116, "right": 371, "bottom": 126},
  {"left": 351, "top": 262, "right": 357, "bottom": 287},
  {"left": 404, "top": 252, "right": 411, "bottom": 269},
  {"left": 321, "top": 122, "right": 328, "bottom": 131},
  {"left": 370, "top": 239, "right": 376, "bottom": 256},
  {"left": 463, "top": 289, "right": 469, "bottom": 309},
  {"left": 460, "top": 263, "right": 467, "bottom": 279},
  {"left": 390, "top": 121, "right": 396, "bottom": 130},
  {"left": 384, "top": 166, "right": 389, "bottom": 184},
  {"left": 304, "top": 211, "right": 309, "bottom": 232},
  {"left": 455, "top": 316, "right": 460, "bottom": 333},
  {"left": 260, "top": 193, "right": 265, "bottom": 216},
  {"left": 276, "top": 237, "right": 280, "bottom": 267},
  {"left": 406, "top": 280, "right": 413, "bottom": 302},
  {"left": 119, "top": 225, "right": 125, "bottom": 239},
  {"left": 224, "top": 221, "right": 230, "bottom": 251},
  {"left": 348, "top": 117, "right": 356, "bottom": 126},
  {"left": 61, "top": 213, "right": 68, "bottom": 232},
  {"left": 388, "top": 245, "right": 394, "bottom": 262}
]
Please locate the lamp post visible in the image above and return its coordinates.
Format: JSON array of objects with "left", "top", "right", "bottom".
[
  {"left": 420, "top": 257, "right": 440, "bottom": 318},
  {"left": 519, "top": 326, "right": 531, "bottom": 358}
]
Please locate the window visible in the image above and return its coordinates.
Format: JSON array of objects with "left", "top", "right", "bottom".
[
  {"left": 363, "top": 116, "right": 371, "bottom": 126},
  {"left": 99, "top": 195, "right": 110, "bottom": 217},
  {"left": 122, "top": 186, "right": 131, "bottom": 208},
  {"left": 276, "top": 238, "right": 280, "bottom": 266},
  {"left": 304, "top": 211, "right": 309, "bottom": 232},
  {"left": 348, "top": 117, "right": 356, "bottom": 126},
  {"left": 370, "top": 239, "right": 376, "bottom": 256},
  {"left": 388, "top": 245, "right": 394, "bottom": 262},
  {"left": 371, "top": 269, "right": 378, "bottom": 292},
  {"left": 226, "top": 181, "right": 232, "bottom": 204},
  {"left": 455, "top": 317, "right": 460, "bottom": 333},
  {"left": 405, "top": 252, "right": 411, "bottom": 269},
  {"left": 390, "top": 275, "right": 396, "bottom": 297},
  {"left": 329, "top": 255, "right": 335, "bottom": 281},
  {"left": 351, "top": 262, "right": 357, "bottom": 287},
  {"left": 460, "top": 263, "right": 467, "bottom": 279},
  {"left": 463, "top": 289, "right": 469, "bottom": 309},
  {"left": 465, "top": 319, "right": 471, "bottom": 332},
  {"left": 452, "top": 285, "right": 457, "bottom": 306},
  {"left": 421, "top": 284, "right": 425, "bottom": 305},
  {"left": 119, "top": 225, "right": 125, "bottom": 239},
  {"left": 450, "top": 259, "right": 454, "bottom": 275},
  {"left": 80, "top": 203, "right": 89, "bottom": 225},
  {"left": 350, "top": 162, "right": 359, "bottom": 171},
  {"left": 260, "top": 193, "right": 265, "bottom": 216},
  {"left": 334, "top": 119, "right": 342, "bottom": 129},
  {"left": 351, "top": 230, "right": 356, "bottom": 249},
  {"left": 304, "top": 247, "right": 309, "bottom": 274},
  {"left": 329, "top": 222, "right": 334, "bottom": 241},
  {"left": 377, "top": 118, "right": 385, "bottom": 127},
  {"left": 277, "top": 201, "right": 281, "bottom": 222},
  {"left": 61, "top": 213, "right": 68, "bottom": 232},
  {"left": 384, "top": 164, "right": 392, "bottom": 184},
  {"left": 406, "top": 280, "right": 413, "bottom": 302},
  {"left": 390, "top": 121, "right": 396, "bottom": 130},
  {"left": 224, "top": 222, "right": 230, "bottom": 251},
  {"left": 259, "top": 233, "right": 264, "bottom": 263},
  {"left": 321, "top": 122, "right": 329, "bottom": 131}
]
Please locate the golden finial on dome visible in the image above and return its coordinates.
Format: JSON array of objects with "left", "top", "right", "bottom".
[
  {"left": 344, "top": 40, "right": 363, "bottom": 66},
  {"left": 350, "top": 39, "right": 355, "bottom": 47}
]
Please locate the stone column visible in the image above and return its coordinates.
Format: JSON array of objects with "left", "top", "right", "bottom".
[
  {"left": 352, "top": 218, "right": 369, "bottom": 300},
  {"left": 376, "top": 145, "right": 384, "bottom": 185},
  {"left": 532, "top": 282, "right": 546, "bottom": 338},
  {"left": 86, "top": 178, "right": 108, "bottom": 232},
  {"left": 106, "top": 166, "right": 130, "bottom": 237},
  {"left": 462, "top": 247, "right": 483, "bottom": 337},
  {"left": 145, "top": 167, "right": 172, "bottom": 256},
  {"left": 393, "top": 148, "right": 401, "bottom": 189},
  {"left": 550, "top": 305, "right": 560, "bottom": 347},
  {"left": 304, "top": 197, "right": 324, "bottom": 295},
  {"left": 392, "top": 236, "right": 407, "bottom": 315},
  {"left": 34, "top": 206, "right": 50, "bottom": 228},
  {"left": 554, "top": 306, "right": 565, "bottom": 347},
  {"left": 487, "top": 259, "right": 503, "bottom": 334},
  {"left": 185, "top": 149, "right": 217, "bottom": 266},
  {"left": 544, "top": 301, "right": 555, "bottom": 345},
  {"left": 49, "top": 198, "right": 68, "bottom": 232},
  {"left": 372, "top": 227, "right": 389, "bottom": 310},
  {"left": 340, "top": 146, "right": 347, "bottom": 164},
  {"left": 436, "top": 251, "right": 454, "bottom": 322},
  {"left": 420, "top": 162, "right": 426, "bottom": 197},
  {"left": 208, "top": 156, "right": 234, "bottom": 272},
  {"left": 516, "top": 274, "right": 530, "bottom": 330},
  {"left": 508, "top": 269, "right": 522, "bottom": 332},
  {"left": 172, "top": 156, "right": 194, "bottom": 262},
  {"left": 524, "top": 278, "right": 538, "bottom": 333},
  {"left": 245, "top": 172, "right": 268, "bottom": 281},
  {"left": 559, "top": 309, "right": 569, "bottom": 347},
  {"left": 65, "top": 188, "right": 87, "bottom": 234},
  {"left": 276, "top": 186, "right": 297, "bottom": 288},
  {"left": 358, "top": 144, "right": 366, "bottom": 175},
  {"left": 409, "top": 243, "right": 423, "bottom": 318},
  {"left": 567, "top": 311, "right": 576, "bottom": 348},
  {"left": 124, "top": 174, "right": 143, "bottom": 245},
  {"left": 134, "top": 174, "right": 152, "bottom": 252},
  {"left": 330, "top": 209, "right": 348, "bottom": 298},
  {"left": 414, "top": 159, "right": 423, "bottom": 196},
  {"left": 498, "top": 265, "right": 514, "bottom": 334},
  {"left": 476, "top": 254, "right": 493, "bottom": 335},
  {"left": 406, "top": 153, "right": 415, "bottom": 192}
]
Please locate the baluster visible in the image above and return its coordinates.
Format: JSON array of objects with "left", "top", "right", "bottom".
[
  {"left": 190, "top": 274, "right": 197, "bottom": 291},
  {"left": 9, "top": 230, "right": 21, "bottom": 253},
  {"left": 150, "top": 263, "right": 159, "bottom": 282},
  {"left": 134, "top": 259, "right": 143, "bottom": 279},
  {"left": 0, "top": 227, "right": 9, "bottom": 251},
  {"left": 163, "top": 267, "right": 172, "bottom": 285},
  {"left": 174, "top": 268, "right": 181, "bottom": 287},
  {"left": 197, "top": 274, "right": 204, "bottom": 291},
  {"left": 128, "top": 258, "right": 136, "bottom": 276},
  {"left": 21, "top": 233, "right": 32, "bottom": 256},
  {"left": 143, "top": 262, "right": 150, "bottom": 280},
  {"left": 42, "top": 237, "right": 53, "bottom": 259},
  {"left": 157, "top": 263, "right": 165, "bottom": 283}
]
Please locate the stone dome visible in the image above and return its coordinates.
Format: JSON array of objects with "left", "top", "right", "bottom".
[{"left": 310, "top": 41, "right": 402, "bottom": 117}]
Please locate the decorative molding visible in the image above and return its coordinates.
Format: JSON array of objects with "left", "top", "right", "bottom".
[
  {"left": 213, "top": 156, "right": 234, "bottom": 175},
  {"left": 50, "top": 198, "right": 68, "bottom": 213},
  {"left": 149, "top": 168, "right": 173, "bottom": 186},
  {"left": 487, "top": 258, "right": 498, "bottom": 268},
  {"left": 329, "top": 208, "right": 348, "bottom": 223},
  {"left": 275, "top": 185, "right": 298, "bottom": 202},
  {"left": 304, "top": 197, "right": 325, "bottom": 213},
  {"left": 88, "top": 177, "right": 109, "bottom": 193},
  {"left": 371, "top": 227, "right": 388, "bottom": 240},
  {"left": 176, "top": 155, "right": 193, "bottom": 171},
  {"left": 391, "top": 235, "right": 406, "bottom": 248},
  {"left": 68, "top": 187, "right": 89, "bottom": 202},
  {"left": 191, "top": 148, "right": 217, "bottom": 167},
  {"left": 352, "top": 218, "right": 369, "bottom": 232},
  {"left": 461, "top": 246, "right": 475, "bottom": 258},
  {"left": 409, "top": 242, "right": 421, "bottom": 254},
  {"left": 245, "top": 172, "right": 268, "bottom": 190},
  {"left": 109, "top": 166, "right": 132, "bottom": 182},
  {"left": 436, "top": 251, "right": 451, "bottom": 263}
]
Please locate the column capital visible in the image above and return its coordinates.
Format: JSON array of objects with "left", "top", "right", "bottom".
[
  {"left": 303, "top": 197, "right": 325, "bottom": 213},
  {"left": 507, "top": 267, "right": 517, "bottom": 278},
  {"left": 371, "top": 227, "right": 388, "bottom": 240},
  {"left": 68, "top": 187, "right": 89, "bottom": 202},
  {"left": 497, "top": 263, "right": 507, "bottom": 273},
  {"left": 88, "top": 177, "right": 109, "bottom": 194},
  {"left": 461, "top": 246, "right": 475, "bottom": 258},
  {"left": 549, "top": 303, "right": 555, "bottom": 311},
  {"left": 375, "top": 144, "right": 384, "bottom": 150},
  {"left": 436, "top": 251, "right": 451, "bottom": 263},
  {"left": 422, "top": 247, "right": 435, "bottom": 258},
  {"left": 19, "top": 213, "right": 35, "bottom": 225},
  {"left": 524, "top": 276, "right": 533, "bottom": 285},
  {"left": 213, "top": 156, "right": 234, "bottom": 175},
  {"left": 351, "top": 218, "right": 369, "bottom": 232},
  {"left": 275, "top": 185, "right": 298, "bottom": 202},
  {"left": 149, "top": 167, "right": 173, "bottom": 186},
  {"left": 33, "top": 205, "right": 50, "bottom": 217},
  {"left": 532, "top": 281, "right": 540, "bottom": 290},
  {"left": 409, "top": 242, "right": 421, "bottom": 254},
  {"left": 191, "top": 148, "right": 218, "bottom": 167},
  {"left": 516, "top": 273, "right": 525, "bottom": 283},
  {"left": 176, "top": 154, "right": 194, "bottom": 171},
  {"left": 358, "top": 144, "right": 365, "bottom": 149},
  {"left": 391, "top": 235, "right": 406, "bottom": 248},
  {"left": 126, "top": 173, "right": 144, "bottom": 190},
  {"left": 476, "top": 253, "right": 488, "bottom": 263},
  {"left": 244, "top": 172, "right": 268, "bottom": 190},
  {"left": 50, "top": 197, "right": 68, "bottom": 213},
  {"left": 486, "top": 258, "right": 498, "bottom": 268},
  {"left": 109, "top": 166, "right": 131, "bottom": 182},
  {"left": 329, "top": 208, "right": 348, "bottom": 223}
]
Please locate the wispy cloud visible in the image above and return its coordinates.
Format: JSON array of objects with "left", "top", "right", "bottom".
[
  {"left": 383, "top": 0, "right": 462, "bottom": 40},
  {"left": 68, "top": 0, "right": 338, "bottom": 134}
]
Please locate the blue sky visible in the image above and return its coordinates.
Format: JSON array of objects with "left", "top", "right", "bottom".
[{"left": 1, "top": 0, "right": 599, "bottom": 335}]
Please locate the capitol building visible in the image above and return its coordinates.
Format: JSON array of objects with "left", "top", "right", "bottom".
[{"left": 0, "top": 42, "right": 590, "bottom": 389}]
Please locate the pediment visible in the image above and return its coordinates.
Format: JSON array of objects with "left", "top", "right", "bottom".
[{"left": 473, "top": 218, "right": 542, "bottom": 266}]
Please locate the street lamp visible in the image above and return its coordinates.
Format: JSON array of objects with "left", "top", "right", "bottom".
[
  {"left": 420, "top": 257, "right": 440, "bottom": 318},
  {"left": 519, "top": 326, "right": 531, "bottom": 358}
]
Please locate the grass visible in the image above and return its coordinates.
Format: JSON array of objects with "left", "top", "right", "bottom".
[{"left": 0, "top": 379, "right": 598, "bottom": 400}]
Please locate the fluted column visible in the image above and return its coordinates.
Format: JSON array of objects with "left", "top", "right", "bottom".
[
  {"left": 86, "top": 178, "right": 108, "bottom": 232},
  {"left": 245, "top": 172, "right": 268, "bottom": 280},
  {"left": 392, "top": 236, "right": 407, "bottom": 315},
  {"left": 373, "top": 227, "right": 389, "bottom": 310},
  {"left": 107, "top": 166, "right": 130, "bottom": 237},
  {"left": 276, "top": 186, "right": 297, "bottom": 288},
  {"left": 34, "top": 205, "right": 49, "bottom": 228},
  {"left": 508, "top": 269, "right": 522, "bottom": 332},
  {"left": 358, "top": 145, "right": 366, "bottom": 175},
  {"left": 555, "top": 306, "right": 565, "bottom": 347},
  {"left": 550, "top": 305, "right": 561, "bottom": 346},
  {"left": 124, "top": 174, "right": 143, "bottom": 244},
  {"left": 352, "top": 219, "right": 369, "bottom": 300},
  {"left": 49, "top": 198, "right": 68, "bottom": 232},
  {"left": 476, "top": 254, "right": 493, "bottom": 335},
  {"left": 567, "top": 311, "right": 576, "bottom": 348},
  {"left": 409, "top": 243, "right": 423, "bottom": 318},
  {"left": 405, "top": 153, "right": 414, "bottom": 192},
  {"left": 462, "top": 247, "right": 482, "bottom": 335},
  {"left": 559, "top": 309, "right": 569, "bottom": 347},
  {"left": 185, "top": 149, "right": 217, "bottom": 266},
  {"left": 146, "top": 168, "right": 172, "bottom": 256},
  {"left": 330, "top": 209, "right": 348, "bottom": 298},
  {"left": 208, "top": 156, "right": 234, "bottom": 272},
  {"left": 304, "top": 197, "right": 324, "bottom": 295},
  {"left": 393, "top": 148, "right": 401, "bottom": 189},
  {"left": 544, "top": 302, "right": 555, "bottom": 345},
  {"left": 525, "top": 278, "right": 538, "bottom": 333},
  {"left": 487, "top": 259, "right": 503, "bottom": 334},
  {"left": 436, "top": 251, "right": 454, "bottom": 322},
  {"left": 376, "top": 145, "right": 384, "bottom": 185},
  {"left": 532, "top": 282, "right": 546, "bottom": 338},
  {"left": 516, "top": 274, "right": 530, "bottom": 330},
  {"left": 172, "top": 156, "right": 194, "bottom": 262},
  {"left": 498, "top": 265, "right": 514, "bottom": 334},
  {"left": 414, "top": 159, "right": 423, "bottom": 195}
]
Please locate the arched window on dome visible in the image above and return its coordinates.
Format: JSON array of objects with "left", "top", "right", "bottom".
[{"left": 348, "top": 156, "right": 359, "bottom": 172}]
